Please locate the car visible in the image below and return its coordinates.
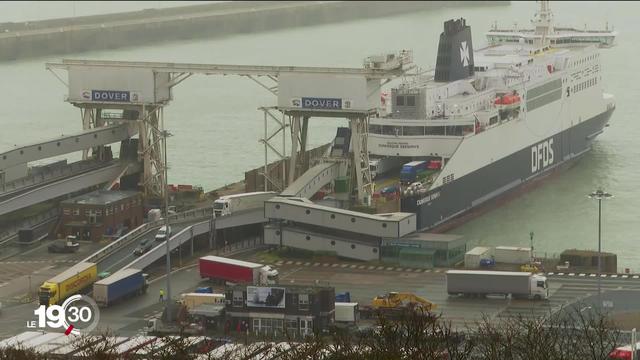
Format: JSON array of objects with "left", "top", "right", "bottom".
[
  {"left": 48, "top": 236, "right": 80, "bottom": 253},
  {"left": 155, "top": 225, "right": 172, "bottom": 242},
  {"left": 134, "top": 238, "right": 153, "bottom": 256}
]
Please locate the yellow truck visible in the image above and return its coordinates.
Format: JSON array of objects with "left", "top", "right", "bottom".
[{"left": 38, "top": 261, "right": 98, "bottom": 306}]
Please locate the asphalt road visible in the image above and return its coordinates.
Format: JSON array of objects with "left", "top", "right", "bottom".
[{"left": 4, "top": 253, "right": 640, "bottom": 340}]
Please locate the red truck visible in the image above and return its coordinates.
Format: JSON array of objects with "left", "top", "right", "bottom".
[{"left": 199, "top": 256, "right": 278, "bottom": 286}]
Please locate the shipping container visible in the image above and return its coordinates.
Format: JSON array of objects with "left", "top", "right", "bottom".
[
  {"left": 494, "top": 246, "right": 532, "bottom": 264},
  {"left": 464, "top": 246, "right": 493, "bottom": 268},
  {"left": 199, "top": 256, "right": 278, "bottom": 286},
  {"left": 93, "top": 268, "right": 148, "bottom": 307},
  {"left": 446, "top": 270, "right": 548, "bottom": 300},
  {"left": 334, "top": 302, "right": 359, "bottom": 323}
]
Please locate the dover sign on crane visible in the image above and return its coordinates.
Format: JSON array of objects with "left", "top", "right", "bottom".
[{"left": 68, "top": 66, "right": 171, "bottom": 105}]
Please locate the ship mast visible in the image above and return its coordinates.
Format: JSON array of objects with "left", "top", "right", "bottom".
[{"left": 532, "top": 0, "right": 554, "bottom": 48}]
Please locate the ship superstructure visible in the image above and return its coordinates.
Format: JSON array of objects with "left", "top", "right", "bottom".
[
  {"left": 486, "top": 1, "right": 617, "bottom": 48},
  {"left": 368, "top": 1, "right": 616, "bottom": 231}
]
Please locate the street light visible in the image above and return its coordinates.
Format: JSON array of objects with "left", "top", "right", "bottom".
[
  {"left": 587, "top": 188, "right": 613, "bottom": 308},
  {"left": 163, "top": 129, "right": 173, "bottom": 323}
]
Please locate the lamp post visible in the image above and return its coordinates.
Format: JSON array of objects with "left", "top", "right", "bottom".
[
  {"left": 163, "top": 129, "right": 173, "bottom": 323},
  {"left": 587, "top": 188, "right": 613, "bottom": 308}
]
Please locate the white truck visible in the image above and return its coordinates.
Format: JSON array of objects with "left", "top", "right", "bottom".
[
  {"left": 445, "top": 270, "right": 549, "bottom": 300},
  {"left": 334, "top": 302, "right": 359, "bottom": 324},
  {"left": 369, "top": 156, "right": 406, "bottom": 179},
  {"left": 213, "top": 191, "right": 277, "bottom": 217}
]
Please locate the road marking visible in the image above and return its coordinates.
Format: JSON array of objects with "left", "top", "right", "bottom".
[
  {"left": 558, "top": 273, "right": 564, "bottom": 276},
  {"left": 579, "top": 273, "right": 586, "bottom": 277},
  {"left": 0, "top": 283, "right": 7, "bottom": 288},
  {"left": 434, "top": 269, "right": 441, "bottom": 273},
  {"left": 304, "top": 262, "right": 311, "bottom": 266},
  {"left": 358, "top": 265, "right": 366, "bottom": 269},
  {"left": 424, "top": 269, "right": 432, "bottom": 273},
  {"left": 395, "top": 268, "right": 404, "bottom": 272},
  {"left": 611, "top": 275, "right": 618, "bottom": 278},
  {"left": 600, "top": 274, "right": 607, "bottom": 278},
  {"left": 589, "top": 274, "right": 597, "bottom": 277},
  {"left": 368, "top": 266, "right": 375, "bottom": 270},
  {"left": 634, "top": 275, "right": 640, "bottom": 279},
  {"left": 414, "top": 268, "right": 423, "bottom": 272},
  {"left": 548, "top": 272, "right": 554, "bottom": 275},
  {"left": 285, "top": 261, "right": 293, "bottom": 265},
  {"left": 275, "top": 261, "right": 284, "bottom": 265},
  {"left": 385, "top": 267, "right": 394, "bottom": 271},
  {"left": 622, "top": 275, "right": 628, "bottom": 279},
  {"left": 322, "top": 263, "right": 330, "bottom": 267},
  {"left": 340, "top": 264, "right": 348, "bottom": 268},
  {"left": 376, "top": 266, "right": 384, "bottom": 270},
  {"left": 295, "top": 261, "right": 302, "bottom": 266},
  {"left": 349, "top": 265, "right": 357, "bottom": 269},
  {"left": 331, "top": 264, "right": 339, "bottom": 268},
  {"left": 568, "top": 273, "right": 575, "bottom": 276},
  {"left": 313, "top": 263, "right": 321, "bottom": 267}
]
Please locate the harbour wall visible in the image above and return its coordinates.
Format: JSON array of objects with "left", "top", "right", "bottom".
[{"left": 0, "top": 1, "right": 509, "bottom": 62}]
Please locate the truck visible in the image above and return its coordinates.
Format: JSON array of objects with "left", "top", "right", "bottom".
[
  {"left": 92, "top": 268, "right": 149, "bottom": 307},
  {"left": 38, "top": 261, "right": 98, "bottom": 306},
  {"left": 199, "top": 255, "right": 278, "bottom": 286},
  {"left": 399, "top": 161, "right": 429, "bottom": 184},
  {"left": 213, "top": 191, "right": 276, "bottom": 217},
  {"left": 445, "top": 270, "right": 549, "bottom": 300},
  {"left": 180, "top": 292, "right": 226, "bottom": 310},
  {"left": 369, "top": 156, "right": 407, "bottom": 179},
  {"left": 47, "top": 235, "right": 80, "bottom": 253}
]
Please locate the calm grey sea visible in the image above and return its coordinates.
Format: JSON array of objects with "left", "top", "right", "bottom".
[{"left": 0, "top": 1, "right": 637, "bottom": 268}]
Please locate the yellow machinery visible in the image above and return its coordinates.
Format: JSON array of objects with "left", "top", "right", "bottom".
[{"left": 370, "top": 292, "right": 437, "bottom": 312}]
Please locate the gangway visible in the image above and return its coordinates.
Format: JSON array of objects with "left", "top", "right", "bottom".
[
  {"left": 0, "top": 123, "right": 136, "bottom": 173},
  {"left": 0, "top": 161, "right": 139, "bottom": 216},
  {"left": 280, "top": 161, "right": 341, "bottom": 199}
]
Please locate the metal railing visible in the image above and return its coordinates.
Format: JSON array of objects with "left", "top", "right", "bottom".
[
  {"left": 0, "top": 208, "right": 59, "bottom": 246},
  {"left": 85, "top": 206, "right": 214, "bottom": 264},
  {"left": 0, "top": 160, "right": 112, "bottom": 195}
]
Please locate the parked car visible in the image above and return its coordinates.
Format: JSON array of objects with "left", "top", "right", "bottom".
[
  {"left": 155, "top": 225, "right": 172, "bottom": 242},
  {"left": 133, "top": 238, "right": 154, "bottom": 256}
]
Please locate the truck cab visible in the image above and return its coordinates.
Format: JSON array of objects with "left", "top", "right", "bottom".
[
  {"left": 154, "top": 225, "right": 172, "bottom": 242},
  {"left": 369, "top": 159, "right": 380, "bottom": 179},
  {"left": 530, "top": 274, "right": 549, "bottom": 300},
  {"left": 260, "top": 265, "right": 279, "bottom": 285},
  {"left": 213, "top": 199, "right": 230, "bottom": 217},
  {"left": 38, "top": 283, "right": 58, "bottom": 306}
]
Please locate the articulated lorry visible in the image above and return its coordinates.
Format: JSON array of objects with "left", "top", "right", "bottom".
[
  {"left": 199, "top": 255, "right": 278, "bottom": 286},
  {"left": 213, "top": 191, "right": 276, "bottom": 217},
  {"left": 39, "top": 262, "right": 97, "bottom": 306},
  {"left": 445, "top": 270, "right": 549, "bottom": 300},
  {"left": 93, "top": 268, "right": 149, "bottom": 307}
]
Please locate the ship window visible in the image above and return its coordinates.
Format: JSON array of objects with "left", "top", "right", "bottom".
[
  {"left": 396, "top": 96, "right": 405, "bottom": 106},
  {"left": 406, "top": 96, "right": 416, "bottom": 107},
  {"left": 425, "top": 126, "right": 445, "bottom": 136},
  {"left": 403, "top": 126, "right": 424, "bottom": 136},
  {"left": 383, "top": 125, "right": 401, "bottom": 136},
  {"left": 369, "top": 124, "right": 381, "bottom": 134}
]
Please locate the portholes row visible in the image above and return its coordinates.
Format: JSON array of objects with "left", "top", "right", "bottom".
[{"left": 274, "top": 230, "right": 377, "bottom": 253}]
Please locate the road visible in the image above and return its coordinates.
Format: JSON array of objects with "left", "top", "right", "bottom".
[{"left": 5, "top": 250, "right": 640, "bottom": 340}]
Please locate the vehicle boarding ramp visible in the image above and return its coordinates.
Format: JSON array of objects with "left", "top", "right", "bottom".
[
  {"left": 120, "top": 208, "right": 267, "bottom": 271},
  {"left": 0, "top": 123, "right": 136, "bottom": 174},
  {"left": 265, "top": 197, "right": 416, "bottom": 238},
  {"left": 279, "top": 161, "right": 341, "bottom": 199},
  {"left": 0, "top": 161, "right": 139, "bottom": 216}
]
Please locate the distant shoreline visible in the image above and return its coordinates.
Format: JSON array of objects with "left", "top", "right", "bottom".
[{"left": 0, "top": 1, "right": 509, "bottom": 62}]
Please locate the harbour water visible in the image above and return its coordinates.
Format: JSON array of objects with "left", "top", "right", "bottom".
[{"left": 0, "top": 1, "right": 637, "bottom": 268}]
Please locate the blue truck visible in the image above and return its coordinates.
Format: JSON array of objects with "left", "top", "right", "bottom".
[
  {"left": 93, "top": 268, "right": 149, "bottom": 307},
  {"left": 399, "top": 161, "right": 429, "bottom": 184}
]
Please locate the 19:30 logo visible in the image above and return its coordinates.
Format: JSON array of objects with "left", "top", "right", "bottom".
[{"left": 28, "top": 295, "right": 100, "bottom": 335}]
